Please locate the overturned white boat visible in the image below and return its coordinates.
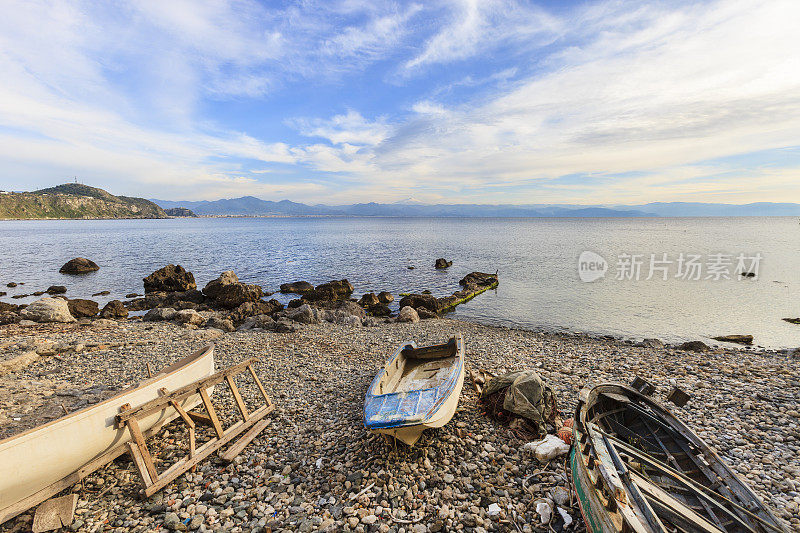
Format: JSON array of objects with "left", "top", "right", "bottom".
[{"left": 0, "top": 345, "right": 215, "bottom": 524}]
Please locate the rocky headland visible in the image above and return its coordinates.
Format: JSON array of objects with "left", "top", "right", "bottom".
[{"left": 0, "top": 184, "right": 167, "bottom": 220}]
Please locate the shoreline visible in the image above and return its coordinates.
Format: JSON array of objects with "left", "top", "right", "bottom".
[{"left": 1, "top": 317, "right": 798, "bottom": 531}]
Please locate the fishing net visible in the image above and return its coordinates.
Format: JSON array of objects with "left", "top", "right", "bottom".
[{"left": 479, "top": 370, "right": 559, "bottom": 438}]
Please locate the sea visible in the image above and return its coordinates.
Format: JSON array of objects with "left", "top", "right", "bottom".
[{"left": 1, "top": 216, "right": 798, "bottom": 349}]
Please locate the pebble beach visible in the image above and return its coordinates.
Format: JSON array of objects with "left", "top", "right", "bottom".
[{"left": 1, "top": 318, "right": 798, "bottom": 532}]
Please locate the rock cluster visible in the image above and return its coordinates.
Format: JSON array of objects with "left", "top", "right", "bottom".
[{"left": 399, "top": 272, "right": 500, "bottom": 318}]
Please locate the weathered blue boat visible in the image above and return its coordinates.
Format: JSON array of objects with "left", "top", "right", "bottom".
[{"left": 364, "top": 335, "right": 465, "bottom": 445}]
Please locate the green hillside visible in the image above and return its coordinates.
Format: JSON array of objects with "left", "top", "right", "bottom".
[{"left": 0, "top": 184, "right": 167, "bottom": 219}]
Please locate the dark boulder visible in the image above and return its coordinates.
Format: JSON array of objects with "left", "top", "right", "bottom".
[
  {"left": 0, "top": 302, "right": 20, "bottom": 313},
  {"left": 368, "top": 304, "right": 392, "bottom": 317},
  {"left": 202, "top": 271, "right": 239, "bottom": 299},
  {"left": 205, "top": 316, "right": 235, "bottom": 332},
  {"left": 459, "top": 272, "right": 498, "bottom": 291},
  {"left": 100, "top": 300, "right": 128, "bottom": 319},
  {"left": 358, "top": 293, "right": 380, "bottom": 307},
  {"left": 287, "top": 298, "right": 304, "bottom": 309},
  {"left": 33, "top": 291, "right": 45, "bottom": 296},
  {"left": 125, "top": 293, "right": 141, "bottom": 299},
  {"left": 213, "top": 283, "right": 264, "bottom": 309},
  {"left": 67, "top": 299, "right": 99, "bottom": 318},
  {"left": 0, "top": 311, "right": 20, "bottom": 325},
  {"left": 124, "top": 298, "right": 150, "bottom": 311},
  {"left": 303, "top": 279, "right": 354, "bottom": 301},
  {"left": 92, "top": 291, "right": 110, "bottom": 297},
  {"left": 164, "top": 289, "right": 205, "bottom": 305},
  {"left": 280, "top": 281, "right": 315, "bottom": 294},
  {"left": 0, "top": 291, "right": 5, "bottom": 297},
  {"left": 678, "top": 340, "right": 710, "bottom": 352},
  {"left": 435, "top": 258, "right": 453, "bottom": 269},
  {"left": 398, "top": 294, "right": 439, "bottom": 313},
  {"left": 59, "top": 257, "right": 100, "bottom": 274},
  {"left": 712, "top": 335, "right": 753, "bottom": 345},
  {"left": 7, "top": 282, "right": 17, "bottom": 288},
  {"left": 229, "top": 299, "right": 283, "bottom": 323},
  {"left": 46, "top": 285, "right": 67, "bottom": 295},
  {"left": 377, "top": 291, "right": 394, "bottom": 304},
  {"left": 143, "top": 264, "right": 196, "bottom": 293}
]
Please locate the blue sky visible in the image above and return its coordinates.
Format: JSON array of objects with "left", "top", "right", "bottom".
[{"left": 1, "top": 0, "right": 799, "bottom": 204}]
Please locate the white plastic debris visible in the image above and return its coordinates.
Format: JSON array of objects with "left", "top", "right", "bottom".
[
  {"left": 557, "top": 507, "right": 573, "bottom": 527},
  {"left": 535, "top": 501, "right": 552, "bottom": 524},
  {"left": 315, "top": 457, "right": 323, "bottom": 469},
  {"left": 522, "top": 434, "right": 571, "bottom": 461},
  {"left": 487, "top": 503, "right": 501, "bottom": 516}
]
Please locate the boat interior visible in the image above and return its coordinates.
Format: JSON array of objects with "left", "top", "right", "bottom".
[
  {"left": 586, "top": 389, "right": 779, "bottom": 533},
  {"left": 373, "top": 338, "right": 460, "bottom": 396}
]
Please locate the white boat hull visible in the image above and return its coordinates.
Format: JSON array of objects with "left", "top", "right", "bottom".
[{"left": 0, "top": 345, "right": 215, "bottom": 522}]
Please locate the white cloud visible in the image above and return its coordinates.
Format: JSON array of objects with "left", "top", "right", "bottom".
[
  {"left": 403, "top": 0, "right": 562, "bottom": 72},
  {"left": 1, "top": 0, "right": 799, "bottom": 204},
  {"left": 302, "top": 0, "right": 800, "bottom": 203}
]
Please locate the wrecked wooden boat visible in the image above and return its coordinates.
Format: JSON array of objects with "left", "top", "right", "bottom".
[
  {"left": 364, "top": 334, "right": 464, "bottom": 446},
  {"left": 0, "top": 345, "right": 215, "bottom": 525},
  {"left": 571, "top": 383, "right": 787, "bottom": 533}
]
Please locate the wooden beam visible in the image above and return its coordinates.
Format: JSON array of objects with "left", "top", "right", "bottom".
[
  {"left": 220, "top": 417, "right": 271, "bottom": 462},
  {"left": 116, "top": 358, "right": 259, "bottom": 425},
  {"left": 199, "top": 387, "right": 224, "bottom": 439},
  {"left": 226, "top": 375, "right": 249, "bottom": 421},
  {"left": 187, "top": 411, "right": 214, "bottom": 427},
  {"left": 126, "top": 442, "right": 154, "bottom": 487},
  {"left": 125, "top": 417, "right": 159, "bottom": 483},
  {"left": 169, "top": 399, "right": 195, "bottom": 429},
  {"left": 143, "top": 403, "right": 274, "bottom": 497},
  {"left": 247, "top": 364, "right": 271, "bottom": 406}
]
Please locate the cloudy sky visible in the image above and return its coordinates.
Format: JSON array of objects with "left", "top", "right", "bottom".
[{"left": 1, "top": 0, "right": 799, "bottom": 204}]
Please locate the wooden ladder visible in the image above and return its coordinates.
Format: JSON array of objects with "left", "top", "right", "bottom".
[{"left": 116, "top": 357, "right": 274, "bottom": 497}]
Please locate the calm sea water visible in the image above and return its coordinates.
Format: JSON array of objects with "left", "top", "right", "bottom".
[{"left": 1, "top": 217, "right": 798, "bottom": 349}]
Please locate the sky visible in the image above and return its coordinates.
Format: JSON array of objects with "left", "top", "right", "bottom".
[{"left": 1, "top": 0, "right": 799, "bottom": 205}]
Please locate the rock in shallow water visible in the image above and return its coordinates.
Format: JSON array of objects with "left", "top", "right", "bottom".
[{"left": 59, "top": 257, "right": 99, "bottom": 274}]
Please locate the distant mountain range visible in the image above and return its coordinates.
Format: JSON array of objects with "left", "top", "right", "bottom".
[
  {"left": 0, "top": 184, "right": 166, "bottom": 219},
  {"left": 152, "top": 196, "right": 800, "bottom": 217}
]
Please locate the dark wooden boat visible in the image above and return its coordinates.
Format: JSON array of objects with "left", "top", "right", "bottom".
[{"left": 571, "top": 383, "right": 787, "bottom": 533}]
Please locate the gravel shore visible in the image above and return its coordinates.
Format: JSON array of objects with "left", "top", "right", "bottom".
[{"left": 1, "top": 318, "right": 798, "bottom": 532}]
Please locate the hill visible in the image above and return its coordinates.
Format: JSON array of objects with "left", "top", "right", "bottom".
[
  {"left": 0, "top": 184, "right": 167, "bottom": 219},
  {"left": 151, "top": 197, "right": 651, "bottom": 217}
]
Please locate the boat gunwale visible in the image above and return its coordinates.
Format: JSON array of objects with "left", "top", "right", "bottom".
[
  {"left": 0, "top": 344, "right": 215, "bottom": 448},
  {"left": 364, "top": 335, "right": 464, "bottom": 430}
]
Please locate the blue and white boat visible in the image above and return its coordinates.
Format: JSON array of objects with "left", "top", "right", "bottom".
[{"left": 364, "top": 334, "right": 465, "bottom": 445}]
